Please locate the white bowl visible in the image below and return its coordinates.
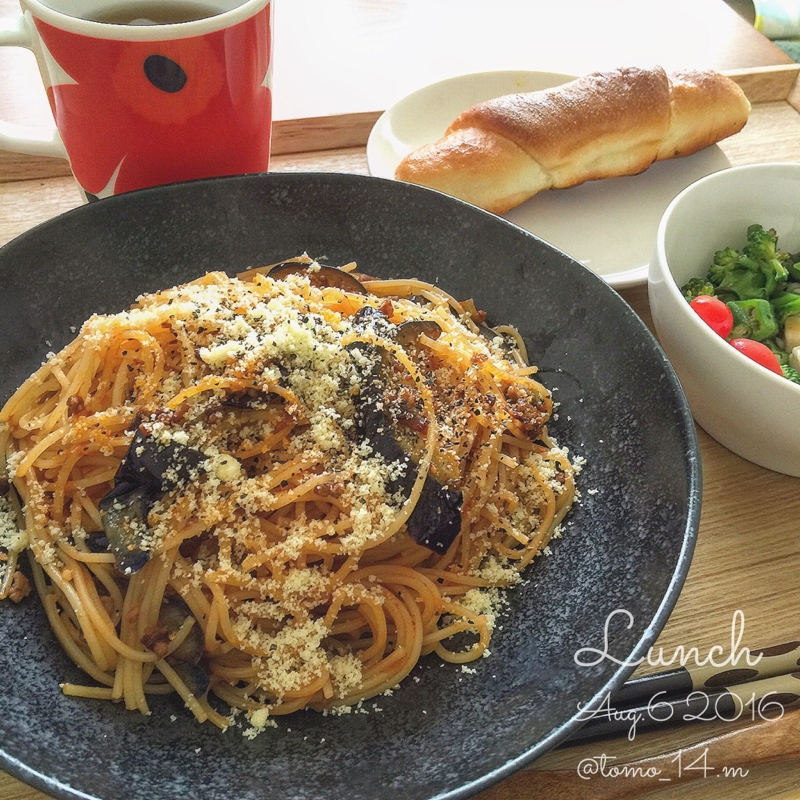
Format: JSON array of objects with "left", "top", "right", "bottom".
[{"left": 649, "top": 162, "right": 800, "bottom": 476}]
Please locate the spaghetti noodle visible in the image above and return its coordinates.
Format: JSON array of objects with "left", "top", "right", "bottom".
[{"left": 0, "top": 258, "right": 577, "bottom": 731}]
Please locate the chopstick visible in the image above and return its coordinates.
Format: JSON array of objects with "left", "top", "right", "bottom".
[
  {"left": 609, "top": 637, "right": 800, "bottom": 706},
  {"left": 564, "top": 638, "right": 800, "bottom": 744}
]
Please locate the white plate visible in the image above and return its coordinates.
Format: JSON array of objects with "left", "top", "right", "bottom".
[{"left": 367, "top": 70, "right": 732, "bottom": 289}]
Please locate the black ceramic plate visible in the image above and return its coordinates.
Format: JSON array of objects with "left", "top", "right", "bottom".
[{"left": 0, "top": 173, "right": 700, "bottom": 800}]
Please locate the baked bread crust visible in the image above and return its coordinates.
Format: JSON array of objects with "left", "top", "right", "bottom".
[{"left": 394, "top": 66, "right": 751, "bottom": 214}]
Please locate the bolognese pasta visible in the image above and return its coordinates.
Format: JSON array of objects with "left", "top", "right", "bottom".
[{"left": 0, "top": 257, "right": 577, "bottom": 731}]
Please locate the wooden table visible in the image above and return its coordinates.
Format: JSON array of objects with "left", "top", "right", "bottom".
[{"left": 2, "top": 1, "right": 800, "bottom": 799}]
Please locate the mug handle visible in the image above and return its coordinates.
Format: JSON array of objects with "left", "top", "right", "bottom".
[{"left": 0, "top": 15, "right": 68, "bottom": 159}]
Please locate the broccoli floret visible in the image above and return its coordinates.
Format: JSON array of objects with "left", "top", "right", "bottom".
[
  {"left": 707, "top": 225, "right": 789, "bottom": 301},
  {"left": 707, "top": 247, "right": 739, "bottom": 296},
  {"left": 781, "top": 364, "right": 800, "bottom": 384},
  {"left": 715, "top": 268, "right": 769, "bottom": 302},
  {"left": 707, "top": 245, "right": 756, "bottom": 302},
  {"left": 709, "top": 247, "right": 739, "bottom": 274},
  {"left": 681, "top": 277, "right": 716, "bottom": 302},
  {"left": 742, "top": 224, "right": 789, "bottom": 294}
]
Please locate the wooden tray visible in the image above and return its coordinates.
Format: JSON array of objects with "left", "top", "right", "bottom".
[{"left": 3, "top": 64, "right": 800, "bottom": 184}]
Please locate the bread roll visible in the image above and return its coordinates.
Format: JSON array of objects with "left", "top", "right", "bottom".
[{"left": 394, "top": 66, "right": 751, "bottom": 215}]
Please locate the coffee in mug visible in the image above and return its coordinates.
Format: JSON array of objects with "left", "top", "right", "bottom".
[{"left": 88, "top": 3, "right": 220, "bottom": 25}]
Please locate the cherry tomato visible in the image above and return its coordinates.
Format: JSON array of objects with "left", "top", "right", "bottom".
[
  {"left": 689, "top": 295, "right": 733, "bottom": 338},
  {"left": 728, "top": 338, "right": 783, "bottom": 375}
]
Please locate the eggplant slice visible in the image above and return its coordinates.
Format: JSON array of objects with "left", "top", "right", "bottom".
[
  {"left": 394, "top": 319, "right": 443, "bottom": 346},
  {"left": 347, "top": 332, "right": 462, "bottom": 555},
  {"left": 239, "top": 259, "right": 368, "bottom": 295},
  {"left": 98, "top": 430, "right": 206, "bottom": 575},
  {"left": 98, "top": 486, "right": 151, "bottom": 576},
  {"left": 141, "top": 595, "right": 210, "bottom": 698}
]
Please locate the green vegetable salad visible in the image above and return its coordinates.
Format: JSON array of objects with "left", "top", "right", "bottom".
[{"left": 681, "top": 224, "right": 800, "bottom": 383}]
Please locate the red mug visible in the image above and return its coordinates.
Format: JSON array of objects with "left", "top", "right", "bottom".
[{"left": 0, "top": 0, "right": 273, "bottom": 199}]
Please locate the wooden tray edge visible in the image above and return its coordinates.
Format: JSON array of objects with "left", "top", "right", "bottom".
[
  {"left": 724, "top": 63, "right": 800, "bottom": 104},
  {"left": 3, "top": 64, "right": 799, "bottom": 183}
]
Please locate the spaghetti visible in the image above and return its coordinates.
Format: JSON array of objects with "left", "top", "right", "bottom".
[{"left": 0, "top": 258, "right": 577, "bottom": 731}]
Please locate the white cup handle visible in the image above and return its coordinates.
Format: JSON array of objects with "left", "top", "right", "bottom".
[{"left": 0, "top": 15, "right": 69, "bottom": 159}]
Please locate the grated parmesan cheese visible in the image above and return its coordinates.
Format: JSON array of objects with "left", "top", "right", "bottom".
[{"left": 1, "top": 264, "right": 582, "bottom": 732}]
